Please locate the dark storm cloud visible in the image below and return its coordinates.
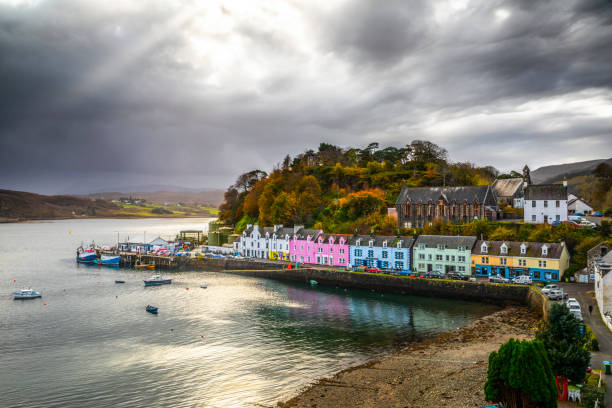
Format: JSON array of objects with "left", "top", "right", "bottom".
[{"left": 0, "top": 0, "right": 611, "bottom": 194}]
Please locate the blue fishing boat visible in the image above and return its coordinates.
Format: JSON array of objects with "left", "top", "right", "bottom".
[
  {"left": 94, "top": 254, "right": 120, "bottom": 266},
  {"left": 145, "top": 305, "right": 158, "bottom": 314},
  {"left": 144, "top": 275, "right": 172, "bottom": 286},
  {"left": 200, "top": 285, "right": 207, "bottom": 289},
  {"left": 115, "top": 280, "right": 125, "bottom": 284},
  {"left": 76, "top": 249, "right": 96, "bottom": 264}
]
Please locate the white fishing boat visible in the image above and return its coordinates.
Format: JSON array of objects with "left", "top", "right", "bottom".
[{"left": 12, "top": 289, "right": 42, "bottom": 300}]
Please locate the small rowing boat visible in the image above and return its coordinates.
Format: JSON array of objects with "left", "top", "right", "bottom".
[
  {"left": 144, "top": 275, "right": 172, "bottom": 286},
  {"left": 135, "top": 261, "right": 155, "bottom": 270},
  {"left": 145, "top": 305, "right": 158, "bottom": 314},
  {"left": 12, "top": 288, "right": 42, "bottom": 299},
  {"left": 115, "top": 280, "right": 126, "bottom": 284}
]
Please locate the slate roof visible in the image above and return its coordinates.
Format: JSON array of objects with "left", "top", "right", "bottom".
[
  {"left": 293, "top": 228, "right": 323, "bottom": 240},
  {"left": 317, "top": 233, "right": 352, "bottom": 244},
  {"left": 473, "top": 240, "right": 566, "bottom": 259},
  {"left": 347, "top": 235, "right": 415, "bottom": 248},
  {"left": 271, "top": 227, "right": 294, "bottom": 238},
  {"left": 492, "top": 178, "right": 523, "bottom": 198},
  {"left": 414, "top": 235, "right": 477, "bottom": 250},
  {"left": 395, "top": 185, "right": 495, "bottom": 205},
  {"left": 524, "top": 184, "right": 567, "bottom": 200}
]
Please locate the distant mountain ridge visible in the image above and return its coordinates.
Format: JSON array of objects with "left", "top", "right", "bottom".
[{"left": 531, "top": 158, "right": 612, "bottom": 184}]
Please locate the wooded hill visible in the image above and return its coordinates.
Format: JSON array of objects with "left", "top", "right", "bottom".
[{"left": 219, "top": 141, "right": 503, "bottom": 234}]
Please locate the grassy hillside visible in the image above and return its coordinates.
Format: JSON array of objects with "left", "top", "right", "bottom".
[
  {"left": 531, "top": 158, "right": 612, "bottom": 184},
  {"left": 0, "top": 189, "right": 217, "bottom": 221},
  {"left": 86, "top": 189, "right": 225, "bottom": 207}
]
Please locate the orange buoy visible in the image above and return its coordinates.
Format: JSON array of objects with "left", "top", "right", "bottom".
[
  {"left": 43, "top": 302, "right": 47, "bottom": 305},
  {"left": 200, "top": 335, "right": 204, "bottom": 338},
  {"left": 186, "top": 287, "right": 189, "bottom": 290},
  {"left": 13, "top": 279, "right": 16, "bottom": 282}
]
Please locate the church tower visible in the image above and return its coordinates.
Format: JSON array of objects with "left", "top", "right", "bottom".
[{"left": 522, "top": 165, "right": 531, "bottom": 187}]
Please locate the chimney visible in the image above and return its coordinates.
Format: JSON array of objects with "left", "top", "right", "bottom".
[{"left": 563, "top": 176, "right": 567, "bottom": 187}]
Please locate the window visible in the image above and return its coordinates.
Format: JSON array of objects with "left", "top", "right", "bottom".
[
  {"left": 329, "top": 248, "right": 333, "bottom": 253},
  {"left": 368, "top": 240, "right": 373, "bottom": 247},
  {"left": 556, "top": 200, "right": 560, "bottom": 207},
  {"left": 419, "top": 253, "right": 425, "bottom": 260},
  {"left": 532, "top": 215, "right": 536, "bottom": 222},
  {"left": 428, "top": 254, "right": 432, "bottom": 260},
  {"left": 382, "top": 241, "right": 387, "bottom": 248},
  {"left": 395, "top": 252, "right": 404, "bottom": 259},
  {"left": 532, "top": 201, "right": 536, "bottom": 208},
  {"left": 445, "top": 255, "right": 450, "bottom": 261},
  {"left": 500, "top": 244, "right": 507, "bottom": 254},
  {"left": 518, "top": 259, "right": 526, "bottom": 267},
  {"left": 481, "top": 243, "right": 488, "bottom": 253},
  {"left": 458, "top": 246, "right": 465, "bottom": 251},
  {"left": 418, "top": 263, "right": 425, "bottom": 269},
  {"left": 339, "top": 258, "right": 345, "bottom": 264},
  {"left": 395, "top": 261, "right": 404, "bottom": 270},
  {"left": 437, "top": 244, "right": 445, "bottom": 250},
  {"left": 542, "top": 245, "right": 548, "bottom": 256},
  {"left": 382, "top": 251, "right": 388, "bottom": 259},
  {"left": 500, "top": 258, "right": 507, "bottom": 265},
  {"left": 419, "top": 244, "right": 426, "bottom": 250},
  {"left": 544, "top": 200, "right": 548, "bottom": 208},
  {"left": 368, "top": 250, "right": 374, "bottom": 258},
  {"left": 538, "top": 260, "right": 547, "bottom": 268},
  {"left": 555, "top": 215, "right": 560, "bottom": 221},
  {"left": 339, "top": 248, "right": 345, "bottom": 254},
  {"left": 436, "top": 254, "right": 442, "bottom": 261},
  {"left": 318, "top": 248, "right": 323, "bottom": 253},
  {"left": 451, "top": 255, "right": 455, "bottom": 262},
  {"left": 436, "top": 264, "right": 443, "bottom": 271},
  {"left": 482, "top": 257, "right": 489, "bottom": 264},
  {"left": 520, "top": 244, "right": 527, "bottom": 254},
  {"left": 458, "top": 266, "right": 465, "bottom": 272},
  {"left": 355, "top": 249, "right": 362, "bottom": 257}
]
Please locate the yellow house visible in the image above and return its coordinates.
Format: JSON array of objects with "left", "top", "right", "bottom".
[{"left": 472, "top": 240, "right": 569, "bottom": 282}]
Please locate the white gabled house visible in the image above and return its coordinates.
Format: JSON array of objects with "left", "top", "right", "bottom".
[
  {"left": 567, "top": 193, "right": 593, "bottom": 215},
  {"left": 238, "top": 225, "right": 270, "bottom": 259}
]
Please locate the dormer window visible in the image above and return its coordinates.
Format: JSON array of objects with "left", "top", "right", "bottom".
[
  {"left": 520, "top": 244, "right": 527, "bottom": 255},
  {"left": 397, "top": 241, "right": 402, "bottom": 248},
  {"left": 356, "top": 239, "right": 361, "bottom": 247},
  {"left": 481, "top": 243, "right": 488, "bottom": 253},
  {"left": 500, "top": 243, "right": 508, "bottom": 254},
  {"left": 437, "top": 244, "right": 444, "bottom": 250},
  {"left": 542, "top": 245, "right": 548, "bottom": 256},
  {"left": 382, "top": 241, "right": 387, "bottom": 248},
  {"left": 368, "top": 240, "right": 374, "bottom": 247}
]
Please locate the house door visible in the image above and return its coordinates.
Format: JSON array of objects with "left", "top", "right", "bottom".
[
  {"left": 427, "top": 264, "right": 432, "bottom": 272},
  {"left": 544, "top": 215, "right": 548, "bottom": 224}
]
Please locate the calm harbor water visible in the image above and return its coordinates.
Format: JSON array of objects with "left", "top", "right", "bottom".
[{"left": 0, "top": 218, "right": 499, "bottom": 407}]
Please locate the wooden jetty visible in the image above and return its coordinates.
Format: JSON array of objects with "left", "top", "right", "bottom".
[{"left": 97, "top": 250, "right": 183, "bottom": 269}]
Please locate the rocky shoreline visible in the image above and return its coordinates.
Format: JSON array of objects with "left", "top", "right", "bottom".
[{"left": 278, "top": 306, "right": 539, "bottom": 408}]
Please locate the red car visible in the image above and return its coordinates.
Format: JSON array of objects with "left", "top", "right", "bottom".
[
  {"left": 365, "top": 266, "right": 382, "bottom": 273},
  {"left": 562, "top": 221, "right": 579, "bottom": 226}
]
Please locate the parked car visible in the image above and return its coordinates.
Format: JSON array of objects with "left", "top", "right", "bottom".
[
  {"left": 568, "top": 303, "right": 582, "bottom": 314},
  {"left": 592, "top": 211, "right": 603, "bottom": 217},
  {"left": 579, "top": 220, "right": 597, "bottom": 228},
  {"left": 364, "top": 266, "right": 382, "bottom": 273},
  {"left": 513, "top": 275, "right": 533, "bottom": 285},
  {"left": 547, "top": 289, "right": 568, "bottom": 301},
  {"left": 566, "top": 298, "right": 580, "bottom": 307},
  {"left": 541, "top": 284, "right": 559, "bottom": 295},
  {"left": 425, "top": 272, "right": 445, "bottom": 279},
  {"left": 552, "top": 220, "right": 562, "bottom": 225},
  {"left": 489, "top": 276, "right": 510, "bottom": 284},
  {"left": 568, "top": 215, "right": 583, "bottom": 222},
  {"left": 570, "top": 309, "right": 583, "bottom": 322},
  {"left": 447, "top": 273, "right": 469, "bottom": 281},
  {"left": 562, "top": 220, "right": 580, "bottom": 226}
]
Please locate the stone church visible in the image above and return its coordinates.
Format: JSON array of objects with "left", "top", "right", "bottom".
[{"left": 395, "top": 184, "right": 499, "bottom": 228}]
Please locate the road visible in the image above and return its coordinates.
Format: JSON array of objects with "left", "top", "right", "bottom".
[{"left": 559, "top": 283, "right": 611, "bottom": 403}]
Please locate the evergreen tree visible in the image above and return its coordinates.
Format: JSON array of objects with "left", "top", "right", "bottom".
[
  {"left": 536, "top": 303, "right": 590, "bottom": 383},
  {"left": 485, "top": 339, "right": 557, "bottom": 408}
]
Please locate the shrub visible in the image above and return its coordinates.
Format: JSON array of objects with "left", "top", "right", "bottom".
[{"left": 581, "top": 385, "right": 605, "bottom": 408}]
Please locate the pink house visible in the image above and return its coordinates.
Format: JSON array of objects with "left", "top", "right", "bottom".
[
  {"left": 313, "top": 233, "right": 351, "bottom": 267},
  {"left": 289, "top": 228, "right": 322, "bottom": 265}
]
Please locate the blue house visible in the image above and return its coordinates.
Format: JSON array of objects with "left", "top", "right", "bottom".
[{"left": 348, "top": 235, "right": 414, "bottom": 273}]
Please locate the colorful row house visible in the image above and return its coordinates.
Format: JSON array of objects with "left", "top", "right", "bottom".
[
  {"left": 412, "top": 235, "right": 476, "bottom": 276},
  {"left": 472, "top": 240, "right": 569, "bottom": 282},
  {"left": 269, "top": 226, "right": 294, "bottom": 261},
  {"left": 348, "top": 235, "right": 414, "bottom": 273},
  {"left": 311, "top": 233, "right": 351, "bottom": 267},
  {"left": 288, "top": 228, "right": 323, "bottom": 265},
  {"left": 238, "top": 224, "right": 298, "bottom": 259}
]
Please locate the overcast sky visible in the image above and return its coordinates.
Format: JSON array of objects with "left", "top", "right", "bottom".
[{"left": 0, "top": 0, "right": 611, "bottom": 194}]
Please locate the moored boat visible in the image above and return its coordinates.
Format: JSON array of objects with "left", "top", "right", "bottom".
[
  {"left": 145, "top": 305, "right": 158, "bottom": 314},
  {"left": 94, "top": 254, "right": 120, "bottom": 266},
  {"left": 144, "top": 275, "right": 172, "bottom": 286},
  {"left": 135, "top": 261, "right": 155, "bottom": 269},
  {"left": 115, "top": 280, "right": 126, "bottom": 284},
  {"left": 12, "top": 288, "right": 42, "bottom": 299},
  {"left": 76, "top": 249, "right": 96, "bottom": 264}
]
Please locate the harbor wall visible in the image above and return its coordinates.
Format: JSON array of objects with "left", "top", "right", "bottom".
[{"left": 188, "top": 258, "right": 546, "bottom": 316}]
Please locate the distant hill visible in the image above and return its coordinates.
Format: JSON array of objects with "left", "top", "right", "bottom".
[
  {"left": 531, "top": 158, "right": 612, "bottom": 184},
  {"left": 86, "top": 189, "right": 225, "bottom": 207},
  {"left": 0, "top": 189, "right": 119, "bottom": 221},
  {"left": 0, "top": 189, "right": 218, "bottom": 222}
]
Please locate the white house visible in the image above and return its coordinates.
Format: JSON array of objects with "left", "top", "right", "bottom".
[
  {"left": 269, "top": 225, "right": 293, "bottom": 261},
  {"left": 594, "top": 249, "right": 612, "bottom": 331},
  {"left": 238, "top": 225, "right": 270, "bottom": 259},
  {"left": 524, "top": 180, "right": 568, "bottom": 224},
  {"left": 567, "top": 193, "right": 593, "bottom": 215}
]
